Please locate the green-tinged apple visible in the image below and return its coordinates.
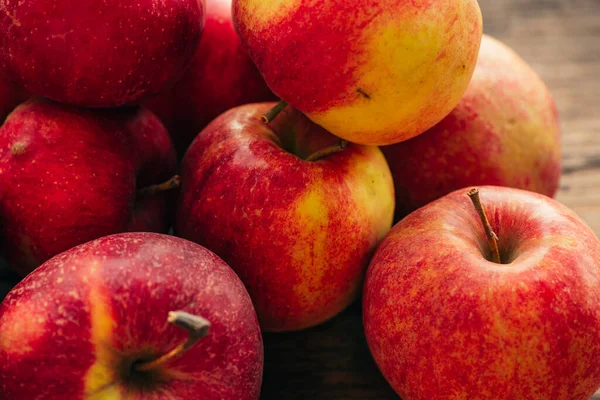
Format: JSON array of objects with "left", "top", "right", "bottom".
[
  {"left": 364, "top": 186, "right": 600, "bottom": 399},
  {"left": 0, "top": 99, "right": 177, "bottom": 276},
  {"left": 383, "top": 35, "right": 561, "bottom": 220},
  {"left": 176, "top": 103, "right": 394, "bottom": 331},
  {"left": 233, "top": 0, "right": 483, "bottom": 145},
  {"left": 0, "top": 232, "right": 263, "bottom": 399}
]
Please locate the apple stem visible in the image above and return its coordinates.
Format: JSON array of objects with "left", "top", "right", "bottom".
[
  {"left": 135, "top": 311, "right": 211, "bottom": 372},
  {"left": 137, "top": 175, "right": 181, "bottom": 197},
  {"left": 261, "top": 100, "right": 288, "bottom": 124},
  {"left": 467, "top": 188, "right": 501, "bottom": 264},
  {"left": 305, "top": 140, "right": 348, "bottom": 162}
]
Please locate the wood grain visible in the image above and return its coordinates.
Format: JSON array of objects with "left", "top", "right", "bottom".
[{"left": 0, "top": 0, "right": 598, "bottom": 399}]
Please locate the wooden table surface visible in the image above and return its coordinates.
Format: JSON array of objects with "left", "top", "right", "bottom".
[{"left": 0, "top": 0, "right": 599, "bottom": 399}]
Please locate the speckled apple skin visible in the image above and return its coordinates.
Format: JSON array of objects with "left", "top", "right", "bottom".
[
  {"left": 0, "top": 0, "right": 205, "bottom": 107},
  {"left": 363, "top": 186, "right": 600, "bottom": 399},
  {"left": 176, "top": 103, "right": 394, "bottom": 331},
  {"left": 233, "top": 0, "right": 482, "bottom": 145},
  {"left": 0, "top": 232, "right": 263, "bottom": 400},
  {"left": 383, "top": 35, "right": 561, "bottom": 220},
  {"left": 146, "top": 0, "right": 275, "bottom": 157},
  {"left": 0, "top": 99, "right": 176, "bottom": 276}
]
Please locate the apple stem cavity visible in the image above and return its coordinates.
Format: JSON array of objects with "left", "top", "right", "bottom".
[
  {"left": 261, "top": 100, "right": 288, "bottom": 124},
  {"left": 305, "top": 139, "right": 348, "bottom": 162},
  {"left": 467, "top": 188, "right": 501, "bottom": 264},
  {"left": 137, "top": 175, "right": 181, "bottom": 197},
  {"left": 135, "top": 311, "right": 211, "bottom": 372}
]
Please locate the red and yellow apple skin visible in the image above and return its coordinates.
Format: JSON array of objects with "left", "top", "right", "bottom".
[
  {"left": 0, "top": 232, "right": 263, "bottom": 400},
  {"left": 363, "top": 186, "right": 600, "bottom": 399},
  {"left": 0, "top": 99, "right": 176, "bottom": 276},
  {"left": 176, "top": 103, "right": 394, "bottom": 332},
  {"left": 0, "top": 0, "right": 205, "bottom": 107},
  {"left": 232, "top": 0, "right": 482, "bottom": 146},
  {"left": 383, "top": 35, "right": 561, "bottom": 220},
  {"left": 146, "top": 0, "right": 275, "bottom": 157}
]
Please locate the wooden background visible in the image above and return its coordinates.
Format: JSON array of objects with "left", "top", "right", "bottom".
[{"left": 0, "top": 0, "right": 599, "bottom": 398}]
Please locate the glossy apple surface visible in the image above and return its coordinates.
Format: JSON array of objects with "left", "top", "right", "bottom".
[
  {"left": 176, "top": 103, "right": 394, "bottom": 331},
  {"left": 146, "top": 0, "right": 274, "bottom": 157},
  {"left": 233, "top": 0, "right": 482, "bottom": 145},
  {"left": 0, "top": 99, "right": 176, "bottom": 276},
  {"left": 0, "top": 0, "right": 205, "bottom": 107},
  {"left": 0, "top": 232, "right": 263, "bottom": 399},
  {"left": 383, "top": 35, "right": 561, "bottom": 220},
  {"left": 364, "top": 186, "right": 600, "bottom": 399}
]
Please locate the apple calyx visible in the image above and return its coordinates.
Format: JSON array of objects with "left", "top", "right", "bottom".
[
  {"left": 467, "top": 188, "right": 502, "bottom": 264},
  {"left": 137, "top": 175, "right": 181, "bottom": 197},
  {"left": 135, "top": 311, "right": 211, "bottom": 372},
  {"left": 305, "top": 139, "right": 348, "bottom": 162},
  {"left": 261, "top": 100, "right": 288, "bottom": 124}
]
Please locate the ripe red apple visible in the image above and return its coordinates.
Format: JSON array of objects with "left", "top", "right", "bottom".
[
  {"left": 383, "top": 35, "right": 562, "bottom": 220},
  {"left": 146, "top": 0, "right": 275, "bottom": 157},
  {"left": 0, "top": 99, "right": 177, "bottom": 276},
  {"left": 233, "top": 0, "right": 482, "bottom": 145},
  {"left": 0, "top": 232, "right": 263, "bottom": 399},
  {"left": 176, "top": 103, "right": 394, "bottom": 331},
  {"left": 0, "top": 0, "right": 205, "bottom": 107},
  {"left": 363, "top": 186, "right": 600, "bottom": 399}
]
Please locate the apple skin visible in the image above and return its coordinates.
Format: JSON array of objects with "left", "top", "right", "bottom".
[
  {"left": 232, "top": 0, "right": 482, "bottom": 146},
  {"left": 0, "top": 0, "right": 205, "bottom": 107},
  {"left": 383, "top": 35, "right": 562, "bottom": 220},
  {"left": 0, "top": 99, "right": 177, "bottom": 276},
  {"left": 0, "top": 232, "right": 263, "bottom": 399},
  {"left": 175, "top": 103, "right": 394, "bottom": 332},
  {"left": 363, "top": 186, "right": 600, "bottom": 399},
  {"left": 146, "top": 0, "right": 275, "bottom": 158}
]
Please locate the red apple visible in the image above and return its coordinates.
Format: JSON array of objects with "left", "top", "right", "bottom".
[
  {"left": 383, "top": 35, "right": 561, "bottom": 220},
  {"left": 0, "top": 0, "right": 205, "bottom": 107},
  {"left": 0, "top": 232, "right": 263, "bottom": 399},
  {"left": 0, "top": 75, "right": 28, "bottom": 123},
  {"left": 233, "top": 0, "right": 482, "bottom": 145},
  {"left": 0, "top": 99, "right": 177, "bottom": 276},
  {"left": 363, "top": 186, "right": 600, "bottom": 399},
  {"left": 146, "top": 0, "right": 275, "bottom": 157},
  {"left": 175, "top": 103, "right": 395, "bottom": 332}
]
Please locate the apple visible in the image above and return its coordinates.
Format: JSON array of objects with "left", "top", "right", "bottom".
[
  {"left": 232, "top": 0, "right": 483, "bottom": 146},
  {"left": 0, "top": 232, "right": 263, "bottom": 399},
  {"left": 175, "top": 103, "right": 395, "bottom": 331},
  {"left": 146, "top": 0, "right": 275, "bottom": 158},
  {"left": 383, "top": 35, "right": 562, "bottom": 220},
  {"left": 0, "top": 98, "right": 177, "bottom": 276},
  {"left": 0, "top": 0, "right": 205, "bottom": 107},
  {"left": 363, "top": 186, "right": 600, "bottom": 399},
  {"left": 0, "top": 75, "right": 28, "bottom": 123}
]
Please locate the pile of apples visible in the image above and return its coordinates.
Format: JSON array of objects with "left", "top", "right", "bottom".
[{"left": 1, "top": 0, "right": 600, "bottom": 399}]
